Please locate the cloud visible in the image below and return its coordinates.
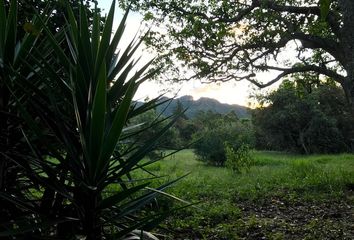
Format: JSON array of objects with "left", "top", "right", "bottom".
[{"left": 182, "top": 81, "right": 251, "bottom": 106}]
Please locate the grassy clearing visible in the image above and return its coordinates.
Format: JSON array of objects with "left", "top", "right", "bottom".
[
  {"left": 136, "top": 150, "right": 354, "bottom": 239},
  {"left": 147, "top": 150, "right": 354, "bottom": 201}
]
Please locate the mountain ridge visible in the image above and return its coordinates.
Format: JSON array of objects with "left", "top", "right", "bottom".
[{"left": 156, "top": 95, "right": 250, "bottom": 118}]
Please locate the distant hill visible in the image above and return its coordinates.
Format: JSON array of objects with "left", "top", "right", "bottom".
[{"left": 155, "top": 95, "right": 250, "bottom": 118}]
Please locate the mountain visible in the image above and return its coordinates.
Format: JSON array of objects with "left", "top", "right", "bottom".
[{"left": 155, "top": 95, "right": 250, "bottom": 118}]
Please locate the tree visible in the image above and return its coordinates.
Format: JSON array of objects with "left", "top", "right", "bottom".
[
  {"left": 192, "top": 111, "right": 254, "bottom": 166},
  {"left": 6, "top": 1, "right": 99, "bottom": 22},
  {"left": 121, "top": 0, "right": 354, "bottom": 108},
  {"left": 170, "top": 100, "right": 200, "bottom": 144},
  {"left": 252, "top": 80, "right": 353, "bottom": 154},
  {"left": 130, "top": 107, "right": 183, "bottom": 150}
]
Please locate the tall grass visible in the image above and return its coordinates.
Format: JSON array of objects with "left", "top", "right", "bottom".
[
  {"left": 142, "top": 150, "right": 354, "bottom": 201},
  {"left": 135, "top": 150, "right": 354, "bottom": 238}
]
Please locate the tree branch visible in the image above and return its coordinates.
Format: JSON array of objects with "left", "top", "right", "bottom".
[
  {"left": 291, "top": 32, "right": 343, "bottom": 64},
  {"left": 262, "top": 1, "right": 320, "bottom": 15},
  {"left": 262, "top": 1, "right": 342, "bottom": 39},
  {"left": 252, "top": 64, "right": 346, "bottom": 88},
  {"left": 216, "top": 1, "right": 342, "bottom": 39}
]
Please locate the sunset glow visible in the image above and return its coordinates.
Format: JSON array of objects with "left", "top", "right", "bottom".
[{"left": 98, "top": 0, "right": 274, "bottom": 107}]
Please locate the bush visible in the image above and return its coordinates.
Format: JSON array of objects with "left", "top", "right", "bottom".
[
  {"left": 225, "top": 143, "right": 254, "bottom": 173},
  {"left": 193, "top": 116, "right": 254, "bottom": 166}
]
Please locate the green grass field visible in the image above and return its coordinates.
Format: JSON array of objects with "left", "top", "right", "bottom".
[{"left": 138, "top": 150, "right": 354, "bottom": 239}]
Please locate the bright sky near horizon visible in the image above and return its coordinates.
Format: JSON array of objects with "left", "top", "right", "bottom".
[{"left": 97, "top": 0, "right": 275, "bottom": 107}]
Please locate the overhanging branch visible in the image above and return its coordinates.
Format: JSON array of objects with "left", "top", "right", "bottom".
[{"left": 252, "top": 64, "right": 346, "bottom": 88}]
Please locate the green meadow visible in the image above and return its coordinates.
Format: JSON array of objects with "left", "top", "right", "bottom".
[{"left": 136, "top": 150, "right": 354, "bottom": 239}]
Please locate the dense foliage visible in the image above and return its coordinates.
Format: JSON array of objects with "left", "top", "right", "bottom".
[
  {"left": 192, "top": 111, "right": 254, "bottom": 166},
  {"left": 129, "top": 106, "right": 183, "bottom": 151},
  {"left": 121, "top": 0, "right": 354, "bottom": 109},
  {"left": 0, "top": 0, "right": 180, "bottom": 239},
  {"left": 253, "top": 80, "right": 354, "bottom": 154},
  {"left": 225, "top": 143, "right": 254, "bottom": 173}
]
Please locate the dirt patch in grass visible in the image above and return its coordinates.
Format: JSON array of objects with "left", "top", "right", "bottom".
[
  {"left": 159, "top": 190, "right": 353, "bottom": 239},
  {"left": 235, "top": 190, "right": 354, "bottom": 240}
]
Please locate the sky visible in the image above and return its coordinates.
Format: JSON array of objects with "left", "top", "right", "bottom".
[{"left": 97, "top": 0, "right": 275, "bottom": 107}]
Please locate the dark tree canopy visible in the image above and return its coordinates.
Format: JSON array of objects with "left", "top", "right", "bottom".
[
  {"left": 121, "top": 0, "right": 354, "bottom": 107},
  {"left": 252, "top": 80, "right": 354, "bottom": 154},
  {"left": 4, "top": 0, "right": 100, "bottom": 36}
]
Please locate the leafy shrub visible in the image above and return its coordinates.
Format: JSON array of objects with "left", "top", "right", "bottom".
[
  {"left": 225, "top": 143, "right": 254, "bottom": 173},
  {"left": 193, "top": 112, "right": 254, "bottom": 166}
]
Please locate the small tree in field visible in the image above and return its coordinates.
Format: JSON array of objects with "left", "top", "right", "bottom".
[
  {"left": 225, "top": 143, "right": 254, "bottom": 174},
  {"left": 193, "top": 111, "right": 254, "bottom": 166}
]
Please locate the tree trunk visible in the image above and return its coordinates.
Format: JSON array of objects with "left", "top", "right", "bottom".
[
  {"left": 0, "top": 78, "right": 20, "bottom": 239},
  {"left": 339, "top": 0, "right": 354, "bottom": 109},
  {"left": 299, "top": 131, "right": 309, "bottom": 155},
  {"left": 75, "top": 188, "right": 102, "bottom": 240}
]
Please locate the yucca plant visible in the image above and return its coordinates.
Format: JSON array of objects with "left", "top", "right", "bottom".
[
  {"left": 0, "top": 0, "right": 183, "bottom": 239},
  {"left": 0, "top": 0, "right": 54, "bottom": 234}
]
